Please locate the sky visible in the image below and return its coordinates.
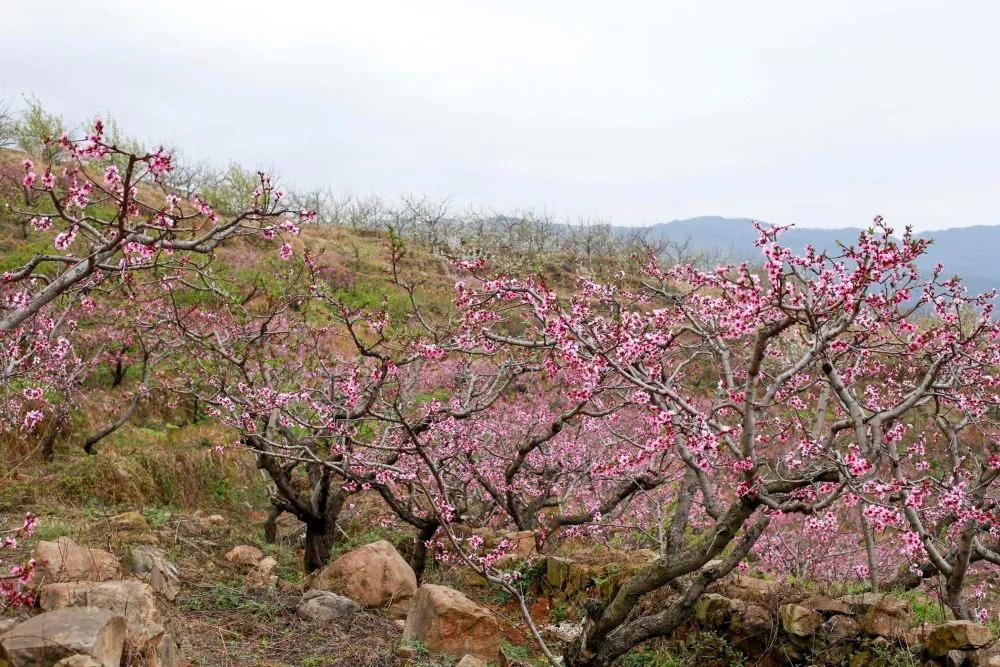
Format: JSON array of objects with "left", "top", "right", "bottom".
[{"left": 3, "top": 1, "right": 999, "bottom": 231}]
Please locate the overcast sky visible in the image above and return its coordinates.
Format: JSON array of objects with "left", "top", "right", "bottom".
[{"left": 3, "top": 1, "right": 998, "bottom": 231}]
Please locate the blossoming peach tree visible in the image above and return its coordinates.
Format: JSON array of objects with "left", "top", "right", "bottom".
[
  {"left": 189, "top": 219, "right": 996, "bottom": 664},
  {"left": 0, "top": 117, "right": 305, "bottom": 609}
]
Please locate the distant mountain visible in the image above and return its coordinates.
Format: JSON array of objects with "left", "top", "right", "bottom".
[{"left": 626, "top": 217, "right": 999, "bottom": 297}]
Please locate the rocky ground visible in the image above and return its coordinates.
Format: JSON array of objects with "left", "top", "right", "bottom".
[{"left": 2, "top": 505, "right": 999, "bottom": 667}]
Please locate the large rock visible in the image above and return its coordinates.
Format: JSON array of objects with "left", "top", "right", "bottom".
[
  {"left": 312, "top": 541, "right": 416, "bottom": 615},
  {"left": 33, "top": 537, "right": 119, "bottom": 583},
  {"left": 402, "top": 584, "right": 501, "bottom": 663},
  {"left": 0, "top": 607, "right": 126, "bottom": 667},
  {"left": 839, "top": 592, "right": 907, "bottom": 617},
  {"left": 695, "top": 594, "right": 745, "bottom": 628},
  {"left": 780, "top": 604, "right": 823, "bottom": 637},
  {"left": 224, "top": 545, "right": 264, "bottom": 567},
  {"left": 297, "top": 589, "right": 361, "bottom": 623},
  {"left": 802, "top": 595, "right": 851, "bottom": 616},
  {"left": 926, "top": 621, "right": 993, "bottom": 657},
  {"left": 128, "top": 546, "right": 181, "bottom": 601},
  {"left": 857, "top": 596, "right": 910, "bottom": 639},
  {"left": 38, "top": 580, "right": 173, "bottom": 666}
]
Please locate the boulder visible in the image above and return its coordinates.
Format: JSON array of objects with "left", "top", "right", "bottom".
[
  {"left": 696, "top": 594, "right": 744, "bottom": 628},
  {"left": 926, "top": 621, "right": 993, "bottom": 657},
  {"left": 312, "top": 540, "right": 416, "bottom": 616},
  {"left": 128, "top": 545, "right": 181, "bottom": 601},
  {"left": 402, "top": 584, "right": 501, "bottom": 663},
  {"left": 297, "top": 589, "right": 361, "bottom": 623},
  {"left": 858, "top": 596, "right": 910, "bottom": 640},
  {"left": 38, "top": 580, "right": 170, "bottom": 665},
  {"left": 0, "top": 607, "right": 126, "bottom": 667},
  {"left": 802, "top": 595, "right": 851, "bottom": 616},
  {"left": 839, "top": 592, "right": 907, "bottom": 617},
  {"left": 224, "top": 545, "right": 264, "bottom": 567},
  {"left": 33, "top": 537, "right": 119, "bottom": 583},
  {"left": 54, "top": 656, "right": 103, "bottom": 667},
  {"left": 820, "top": 614, "right": 862, "bottom": 641},
  {"left": 780, "top": 604, "right": 823, "bottom": 637},
  {"left": 457, "top": 656, "right": 487, "bottom": 667}
]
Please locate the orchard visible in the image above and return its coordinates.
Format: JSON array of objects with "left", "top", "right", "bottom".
[{"left": 1, "top": 116, "right": 997, "bottom": 664}]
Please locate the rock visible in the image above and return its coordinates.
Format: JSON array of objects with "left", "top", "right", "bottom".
[
  {"left": 297, "top": 589, "right": 361, "bottom": 623},
  {"left": 0, "top": 619, "right": 16, "bottom": 634},
  {"left": 151, "top": 632, "right": 179, "bottom": 667},
  {"left": 206, "top": 514, "right": 226, "bottom": 525},
  {"left": 246, "top": 556, "right": 278, "bottom": 587},
  {"left": 54, "top": 656, "right": 103, "bottom": 667},
  {"left": 696, "top": 594, "right": 744, "bottom": 628},
  {"left": 313, "top": 540, "right": 416, "bottom": 616},
  {"left": 821, "top": 614, "right": 862, "bottom": 640},
  {"left": 730, "top": 603, "right": 773, "bottom": 641},
  {"left": 972, "top": 644, "right": 1000, "bottom": 667},
  {"left": 858, "top": 596, "right": 910, "bottom": 640},
  {"left": 456, "top": 655, "right": 487, "bottom": 667},
  {"left": 802, "top": 594, "right": 851, "bottom": 616},
  {"left": 224, "top": 545, "right": 264, "bottom": 567},
  {"left": 402, "top": 584, "right": 501, "bottom": 663},
  {"left": 945, "top": 650, "right": 967, "bottom": 667},
  {"left": 926, "top": 621, "right": 993, "bottom": 657},
  {"left": 0, "top": 607, "right": 126, "bottom": 667},
  {"left": 108, "top": 511, "right": 150, "bottom": 534},
  {"left": 729, "top": 575, "right": 782, "bottom": 596},
  {"left": 38, "top": 580, "right": 168, "bottom": 664},
  {"left": 128, "top": 545, "right": 181, "bottom": 601},
  {"left": 839, "top": 592, "right": 907, "bottom": 616},
  {"left": 33, "top": 537, "right": 119, "bottom": 583},
  {"left": 780, "top": 604, "right": 823, "bottom": 637}
]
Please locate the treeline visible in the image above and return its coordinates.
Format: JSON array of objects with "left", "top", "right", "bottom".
[{"left": 1, "top": 96, "right": 709, "bottom": 274}]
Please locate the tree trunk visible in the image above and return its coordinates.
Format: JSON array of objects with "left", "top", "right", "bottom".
[
  {"left": 303, "top": 519, "right": 333, "bottom": 573},
  {"left": 409, "top": 523, "right": 439, "bottom": 582},
  {"left": 263, "top": 506, "right": 280, "bottom": 544}
]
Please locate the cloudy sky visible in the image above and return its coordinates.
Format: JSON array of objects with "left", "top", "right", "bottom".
[{"left": 3, "top": 1, "right": 998, "bottom": 230}]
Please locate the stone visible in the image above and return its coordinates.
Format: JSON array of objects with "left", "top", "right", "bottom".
[
  {"left": 802, "top": 594, "right": 852, "bottom": 616},
  {"left": 297, "top": 589, "right": 361, "bottom": 623},
  {"left": 38, "top": 580, "right": 168, "bottom": 664},
  {"left": 972, "top": 644, "right": 1000, "bottom": 667},
  {"left": 206, "top": 514, "right": 226, "bottom": 525},
  {"left": 224, "top": 545, "right": 264, "bottom": 567},
  {"left": 246, "top": 556, "right": 278, "bottom": 587},
  {"left": 858, "top": 596, "right": 910, "bottom": 640},
  {"left": 945, "top": 650, "right": 967, "bottom": 667},
  {"left": 730, "top": 603, "right": 773, "bottom": 640},
  {"left": 33, "top": 537, "right": 119, "bottom": 583},
  {"left": 402, "top": 584, "right": 502, "bottom": 663},
  {"left": 696, "top": 594, "right": 744, "bottom": 628},
  {"left": 820, "top": 614, "right": 862, "bottom": 641},
  {"left": 456, "top": 655, "right": 487, "bottom": 667},
  {"left": 108, "top": 511, "right": 150, "bottom": 534},
  {"left": 730, "top": 575, "right": 782, "bottom": 596},
  {"left": 313, "top": 540, "right": 417, "bottom": 615},
  {"left": 839, "top": 592, "right": 907, "bottom": 617},
  {"left": 0, "top": 607, "right": 126, "bottom": 667},
  {"left": 780, "top": 604, "right": 823, "bottom": 637},
  {"left": 128, "top": 545, "right": 181, "bottom": 601},
  {"left": 926, "top": 621, "right": 993, "bottom": 657},
  {"left": 54, "top": 656, "right": 103, "bottom": 666}
]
